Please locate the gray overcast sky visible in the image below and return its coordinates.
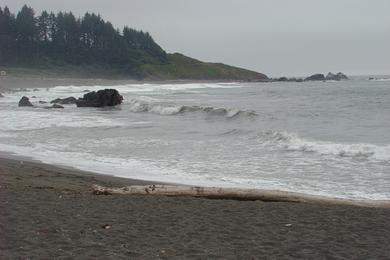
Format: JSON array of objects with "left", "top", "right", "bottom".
[{"left": 1, "top": 0, "right": 389, "bottom": 77}]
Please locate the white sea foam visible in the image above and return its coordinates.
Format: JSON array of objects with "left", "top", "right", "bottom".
[
  {"left": 1, "top": 141, "right": 388, "bottom": 200},
  {"left": 128, "top": 98, "right": 257, "bottom": 118},
  {"left": 0, "top": 110, "right": 127, "bottom": 131},
  {"left": 49, "top": 82, "right": 243, "bottom": 95},
  {"left": 0, "top": 131, "right": 17, "bottom": 138},
  {"left": 263, "top": 131, "right": 390, "bottom": 161},
  {"left": 0, "top": 143, "right": 232, "bottom": 188},
  {"left": 368, "top": 78, "right": 390, "bottom": 82}
]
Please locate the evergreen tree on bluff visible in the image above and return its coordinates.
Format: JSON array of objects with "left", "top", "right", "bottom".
[
  {"left": 15, "top": 5, "right": 37, "bottom": 60},
  {"left": 0, "top": 6, "right": 17, "bottom": 62},
  {"left": 0, "top": 5, "right": 167, "bottom": 70}
]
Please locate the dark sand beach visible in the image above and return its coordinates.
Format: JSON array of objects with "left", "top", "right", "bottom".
[{"left": 1, "top": 157, "right": 390, "bottom": 259}]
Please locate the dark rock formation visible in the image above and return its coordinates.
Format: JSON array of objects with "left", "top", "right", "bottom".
[
  {"left": 287, "top": 77, "right": 304, "bottom": 82},
  {"left": 325, "top": 72, "right": 336, "bottom": 80},
  {"left": 277, "top": 77, "right": 288, "bottom": 82},
  {"left": 335, "top": 72, "right": 349, "bottom": 80},
  {"left": 272, "top": 72, "right": 348, "bottom": 82},
  {"left": 304, "top": 74, "right": 325, "bottom": 81},
  {"left": 50, "top": 97, "right": 77, "bottom": 104},
  {"left": 18, "top": 96, "right": 33, "bottom": 107},
  {"left": 270, "top": 77, "right": 304, "bottom": 82},
  {"left": 326, "top": 72, "right": 349, "bottom": 81},
  {"left": 76, "top": 89, "right": 123, "bottom": 107},
  {"left": 52, "top": 104, "right": 64, "bottom": 109},
  {"left": 45, "top": 104, "right": 64, "bottom": 109}
]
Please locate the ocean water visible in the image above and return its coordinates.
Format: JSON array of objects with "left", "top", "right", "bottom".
[{"left": 1, "top": 78, "right": 390, "bottom": 200}]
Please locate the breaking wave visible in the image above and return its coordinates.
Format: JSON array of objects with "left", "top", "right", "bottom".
[
  {"left": 49, "top": 82, "right": 243, "bottom": 94},
  {"left": 261, "top": 131, "right": 390, "bottom": 161},
  {"left": 128, "top": 98, "right": 257, "bottom": 118},
  {"left": 368, "top": 78, "right": 390, "bottom": 82}
]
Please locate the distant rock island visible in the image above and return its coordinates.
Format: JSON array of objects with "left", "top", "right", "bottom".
[
  {"left": 271, "top": 72, "right": 349, "bottom": 82},
  {"left": 324, "top": 72, "right": 349, "bottom": 81},
  {"left": 0, "top": 5, "right": 268, "bottom": 81}
]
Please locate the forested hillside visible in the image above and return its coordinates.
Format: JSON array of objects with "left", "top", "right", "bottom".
[{"left": 0, "top": 5, "right": 267, "bottom": 80}]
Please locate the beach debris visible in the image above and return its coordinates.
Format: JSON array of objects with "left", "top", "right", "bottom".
[
  {"left": 50, "top": 96, "right": 77, "bottom": 105},
  {"left": 102, "top": 224, "right": 111, "bottom": 229},
  {"left": 285, "top": 223, "right": 293, "bottom": 227},
  {"left": 93, "top": 188, "right": 111, "bottom": 195},
  {"left": 76, "top": 89, "right": 123, "bottom": 107},
  {"left": 18, "top": 96, "right": 34, "bottom": 107},
  {"left": 159, "top": 248, "right": 176, "bottom": 257},
  {"left": 0, "top": 70, "right": 6, "bottom": 76},
  {"left": 0, "top": 93, "right": 4, "bottom": 98},
  {"left": 92, "top": 184, "right": 390, "bottom": 208},
  {"left": 33, "top": 186, "right": 55, "bottom": 190},
  {"left": 39, "top": 101, "right": 48, "bottom": 104}
]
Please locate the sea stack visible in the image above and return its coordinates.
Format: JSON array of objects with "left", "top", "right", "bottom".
[
  {"left": 76, "top": 89, "right": 123, "bottom": 107},
  {"left": 325, "top": 72, "right": 349, "bottom": 81},
  {"left": 304, "top": 74, "right": 326, "bottom": 81},
  {"left": 18, "top": 96, "right": 34, "bottom": 107},
  {"left": 50, "top": 97, "right": 77, "bottom": 104}
]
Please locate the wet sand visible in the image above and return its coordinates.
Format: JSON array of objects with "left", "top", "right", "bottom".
[{"left": 1, "top": 157, "right": 390, "bottom": 259}]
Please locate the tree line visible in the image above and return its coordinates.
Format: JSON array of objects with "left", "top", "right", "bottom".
[{"left": 0, "top": 5, "right": 168, "bottom": 71}]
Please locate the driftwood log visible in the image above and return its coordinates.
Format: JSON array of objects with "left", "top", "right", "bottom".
[{"left": 92, "top": 184, "right": 390, "bottom": 208}]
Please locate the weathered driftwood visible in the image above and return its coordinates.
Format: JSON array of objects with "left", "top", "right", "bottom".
[{"left": 92, "top": 184, "right": 390, "bottom": 208}]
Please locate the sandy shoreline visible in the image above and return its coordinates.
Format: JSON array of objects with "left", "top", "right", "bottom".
[
  {"left": 1, "top": 156, "right": 390, "bottom": 259},
  {"left": 2, "top": 150, "right": 389, "bottom": 207}
]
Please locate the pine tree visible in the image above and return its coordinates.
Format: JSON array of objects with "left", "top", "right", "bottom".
[
  {"left": 0, "top": 6, "right": 16, "bottom": 64},
  {"left": 15, "top": 5, "right": 37, "bottom": 61},
  {"left": 0, "top": 5, "right": 168, "bottom": 69}
]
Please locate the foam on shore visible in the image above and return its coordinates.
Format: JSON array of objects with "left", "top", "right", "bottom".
[{"left": 1, "top": 150, "right": 390, "bottom": 208}]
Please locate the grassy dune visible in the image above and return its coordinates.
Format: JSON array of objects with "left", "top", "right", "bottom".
[{"left": 137, "top": 53, "right": 268, "bottom": 81}]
